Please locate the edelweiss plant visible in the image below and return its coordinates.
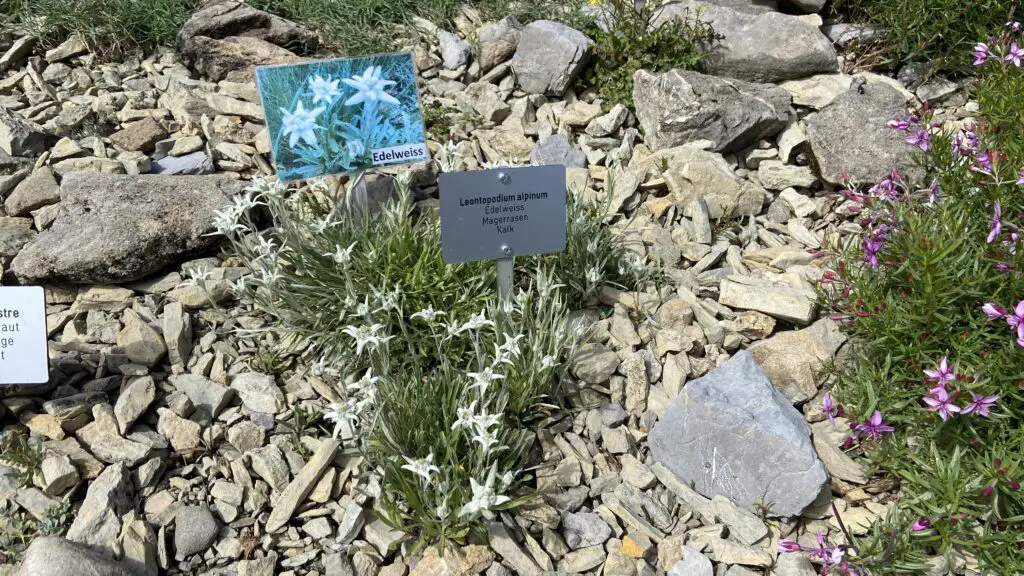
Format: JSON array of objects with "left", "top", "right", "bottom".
[
  {"left": 817, "top": 21, "right": 1024, "bottom": 574},
  {"left": 217, "top": 164, "right": 650, "bottom": 548}
]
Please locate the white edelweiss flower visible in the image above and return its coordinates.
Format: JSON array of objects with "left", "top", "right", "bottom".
[
  {"left": 341, "top": 324, "right": 392, "bottom": 356},
  {"left": 451, "top": 400, "right": 478, "bottom": 431},
  {"left": 459, "top": 310, "right": 494, "bottom": 334},
  {"left": 346, "top": 139, "right": 365, "bottom": 158},
  {"left": 322, "top": 399, "right": 359, "bottom": 439},
  {"left": 469, "top": 411, "right": 501, "bottom": 435},
  {"left": 435, "top": 496, "right": 450, "bottom": 521},
  {"left": 585, "top": 266, "right": 602, "bottom": 284},
  {"left": 308, "top": 74, "right": 342, "bottom": 106},
  {"left": 280, "top": 101, "right": 325, "bottom": 149},
  {"left": 342, "top": 66, "right": 400, "bottom": 107},
  {"left": 458, "top": 465, "right": 511, "bottom": 519},
  {"left": 495, "top": 334, "right": 524, "bottom": 359},
  {"left": 372, "top": 285, "right": 402, "bottom": 313},
  {"left": 540, "top": 355, "right": 557, "bottom": 369},
  {"left": 227, "top": 276, "right": 248, "bottom": 298},
  {"left": 347, "top": 367, "right": 380, "bottom": 393},
  {"left": 586, "top": 238, "right": 600, "bottom": 254},
  {"left": 260, "top": 267, "right": 283, "bottom": 287},
  {"left": 466, "top": 367, "right": 504, "bottom": 396},
  {"left": 310, "top": 356, "right": 329, "bottom": 378},
  {"left": 312, "top": 216, "right": 336, "bottom": 235},
  {"left": 411, "top": 305, "right": 446, "bottom": 323},
  {"left": 253, "top": 235, "right": 277, "bottom": 259},
  {"left": 401, "top": 452, "right": 440, "bottom": 483},
  {"left": 471, "top": 426, "right": 501, "bottom": 454},
  {"left": 324, "top": 242, "right": 357, "bottom": 265},
  {"left": 185, "top": 266, "right": 211, "bottom": 285}
]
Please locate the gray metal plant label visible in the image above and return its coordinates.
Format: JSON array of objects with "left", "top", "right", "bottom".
[{"left": 439, "top": 166, "right": 567, "bottom": 264}]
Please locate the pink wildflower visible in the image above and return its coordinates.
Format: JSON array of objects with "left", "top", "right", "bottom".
[
  {"left": 962, "top": 393, "right": 999, "bottom": 417},
  {"left": 923, "top": 388, "right": 961, "bottom": 421}
]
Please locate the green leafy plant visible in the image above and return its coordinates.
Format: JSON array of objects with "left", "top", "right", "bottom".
[
  {"left": 0, "top": 431, "right": 45, "bottom": 489},
  {"left": 811, "top": 27, "right": 1024, "bottom": 573},
  {"left": 579, "top": 0, "right": 717, "bottom": 110},
  {"left": 37, "top": 499, "right": 73, "bottom": 536},
  {"left": 422, "top": 102, "right": 457, "bottom": 141},
  {"left": 278, "top": 404, "right": 325, "bottom": 458},
  {"left": 248, "top": 348, "right": 290, "bottom": 376},
  {"left": 216, "top": 165, "right": 649, "bottom": 549}
]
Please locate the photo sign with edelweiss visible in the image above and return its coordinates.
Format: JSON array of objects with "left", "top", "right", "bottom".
[
  {"left": 439, "top": 165, "right": 567, "bottom": 264},
  {"left": 0, "top": 286, "right": 49, "bottom": 385},
  {"left": 255, "top": 52, "right": 429, "bottom": 182}
]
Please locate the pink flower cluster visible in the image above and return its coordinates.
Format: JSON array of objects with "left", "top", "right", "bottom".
[
  {"left": 777, "top": 533, "right": 860, "bottom": 575},
  {"left": 921, "top": 357, "right": 999, "bottom": 421},
  {"left": 974, "top": 22, "right": 1023, "bottom": 66},
  {"left": 888, "top": 112, "right": 931, "bottom": 152},
  {"left": 983, "top": 301, "right": 1024, "bottom": 346}
]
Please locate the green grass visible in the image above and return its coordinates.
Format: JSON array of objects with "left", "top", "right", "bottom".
[
  {"left": 0, "top": 0, "right": 200, "bottom": 53},
  {"left": 242, "top": 0, "right": 583, "bottom": 55},
  {"left": 833, "top": 0, "right": 1018, "bottom": 71},
  {"left": 1, "top": 0, "right": 582, "bottom": 59}
]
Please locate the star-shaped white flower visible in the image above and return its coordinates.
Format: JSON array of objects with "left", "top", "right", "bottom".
[
  {"left": 458, "top": 310, "right": 494, "bottom": 334},
  {"left": 347, "top": 139, "right": 365, "bottom": 158},
  {"left": 411, "top": 305, "right": 446, "bottom": 323},
  {"left": 324, "top": 242, "right": 356, "bottom": 265},
  {"left": 347, "top": 367, "right": 380, "bottom": 393},
  {"left": 401, "top": 453, "right": 440, "bottom": 483},
  {"left": 458, "top": 465, "right": 511, "bottom": 519},
  {"left": 342, "top": 65, "right": 400, "bottom": 107},
  {"left": 308, "top": 74, "right": 342, "bottom": 105},
  {"left": 322, "top": 399, "right": 359, "bottom": 439},
  {"left": 279, "top": 101, "right": 325, "bottom": 149},
  {"left": 466, "top": 367, "right": 504, "bottom": 396},
  {"left": 341, "top": 324, "right": 392, "bottom": 356}
]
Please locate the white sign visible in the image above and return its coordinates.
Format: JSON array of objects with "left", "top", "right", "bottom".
[{"left": 0, "top": 286, "right": 49, "bottom": 385}]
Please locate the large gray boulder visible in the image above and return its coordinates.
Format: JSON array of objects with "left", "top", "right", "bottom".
[
  {"left": 512, "top": 21, "right": 592, "bottom": 95},
  {"left": 633, "top": 69, "right": 792, "bottom": 152},
  {"left": 16, "top": 537, "right": 136, "bottom": 576},
  {"left": 805, "top": 82, "right": 920, "bottom": 185},
  {"left": 177, "top": 0, "right": 317, "bottom": 81},
  {"left": 11, "top": 173, "right": 247, "bottom": 284},
  {"left": 654, "top": 1, "right": 838, "bottom": 83},
  {"left": 649, "top": 351, "right": 827, "bottom": 517}
]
